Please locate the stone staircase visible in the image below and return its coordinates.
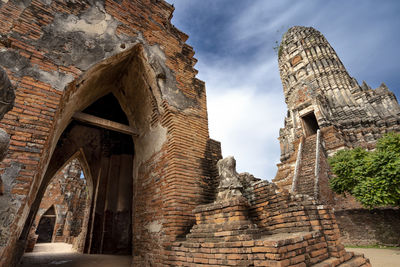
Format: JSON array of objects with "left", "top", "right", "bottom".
[
  {"left": 168, "top": 195, "right": 371, "bottom": 266},
  {"left": 167, "top": 157, "right": 371, "bottom": 266},
  {"left": 314, "top": 252, "right": 371, "bottom": 267},
  {"left": 296, "top": 134, "right": 317, "bottom": 196}
]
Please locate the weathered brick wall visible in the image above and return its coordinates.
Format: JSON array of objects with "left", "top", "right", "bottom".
[
  {"left": 246, "top": 180, "right": 347, "bottom": 258},
  {"left": 246, "top": 181, "right": 313, "bottom": 234},
  {"left": 315, "top": 141, "right": 333, "bottom": 206},
  {"left": 0, "top": 1, "right": 217, "bottom": 266},
  {"left": 274, "top": 138, "right": 301, "bottom": 191},
  {"left": 335, "top": 208, "right": 400, "bottom": 246},
  {"left": 166, "top": 181, "right": 371, "bottom": 266}
]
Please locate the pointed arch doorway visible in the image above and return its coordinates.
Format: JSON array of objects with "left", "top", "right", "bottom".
[
  {"left": 19, "top": 44, "right": 164, "bottom": 256},
  {"left": 35, "top": 206, "right": 56, "bottom": 243}
]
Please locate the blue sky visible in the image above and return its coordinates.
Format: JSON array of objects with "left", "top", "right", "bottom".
[{"left": 167, "top": 0, "right": 400, "bottom": 180}]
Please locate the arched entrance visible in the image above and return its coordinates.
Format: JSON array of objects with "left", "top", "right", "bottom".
[
  {"left": 24, "top": 157, "right": 90, "bottom": 253},
  {"left": 35, "top": 206, "right": 56, "bottom": 243},
  {"left": 301, "top": 111, "right": 319, "bottom": 137},
  {"left": 18, "top": 44, "right": 164, "bottom": 257}
]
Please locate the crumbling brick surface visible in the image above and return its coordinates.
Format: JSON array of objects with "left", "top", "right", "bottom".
[
  {"left": 167, "top": 180, "right": 370, "bottom": 266},
  {"left": 273, "top": 26, "right": 400, "bottom": 246},
  {"left": 335, "top": 208, "right": 400, "bottom": 247},
  {"left": 0, "top": 1, "right": 218, "bottom": 266}
]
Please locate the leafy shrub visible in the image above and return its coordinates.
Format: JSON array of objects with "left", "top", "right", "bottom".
[{"left": 328, "top": 132, "right": 400, "bottom": 208}]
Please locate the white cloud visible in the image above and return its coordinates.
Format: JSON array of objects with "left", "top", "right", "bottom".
[
  {"left": 168, "top": 0, "right": 400, "bottom": 180},
  {"left": 207, "top": 86, "right": 285, "bottom": 180},
  {"left": 196, "top": 54, "right": 286, "bottom": 180},
  {"left": 231, "top": 0, "right": 301, "bottom": 42}
]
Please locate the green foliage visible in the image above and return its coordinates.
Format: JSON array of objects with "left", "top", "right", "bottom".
[
  {"left": 273, "top": 40, "right": 284, "bottom": 58},
  {"left": 278, "top": 44, "right": 283, "bottom": 58},
  {"left": 376, "top": 132, "right": 400, "bottom": 153},
  {"left": 272, "top": 27, "right": 288, "bottom": 58},
  {"left": 328, "top": 133, "right": 400, "bottom": 208}
]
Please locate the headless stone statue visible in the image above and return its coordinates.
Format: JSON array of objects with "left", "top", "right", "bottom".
[
  {"left": 0, "top": 67, "right": 14, "bottom": 119},
  {"left": 0, "top": 67, "right": 13, "bottom": 161},
  {"left": 216, "top": 156, "right": 243, "bottom": 201}
]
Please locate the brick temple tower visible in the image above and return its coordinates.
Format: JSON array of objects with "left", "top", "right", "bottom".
[
  {"left": 273, "top": 26, "right": 400, "bottom": 245},
  {"left": 274, "top": 26, "right": 400, "bottom": 200}
]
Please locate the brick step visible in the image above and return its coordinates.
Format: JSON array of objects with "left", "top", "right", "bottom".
[
  {"left": 301, "top": 168, "right": 314, "bottom": 172},
  {"left": 312, "top": 253, "right": 371, "bottom": 267},
  {"left": 312, "top": 257, "right": 342, "bottom": 267},
  {"left": 337, "top": 254, "right": 371, "bottom": 267},
  {"left": 190, "top": 221, "right": 257, "bottom": 232},
  {"left": 300, "top": 170, "right": 314, "bottom": 176},
  {"left": 297, "top": 186, "right": 314, "bottom": 190},
  {"left": 304, "top": 144, "right": 316, "bottom": 148},
  {"left": 297, "top": 183, "right": 314, "bottom": 187},
  {"left": 299, "top": 177, "right": 314, "bottom": 182},
  {"left": 296, "top": 190, "right": 314, "bottom": 196},
  {"left": 297, "top": 177, "right": 314, "bottom": 183},
  {"left": 296, "top": 184, "right": 314, "bottom": 194},
  {"left": 301, "top": 165, "right": 314, "bottom": 169},
  {"left": 297, "top": 184, "right": 314, "bottom": 188},
  {"left": 298, "top": 174, "right": 314, "bottom": 178},
  {"left": 187, "top": 228, "right": 260, "bottom": 239},
  {"left": 297, "top": 179, "right": 313, "bottom": 182},
  {"left": 298, "top": 185, "right": 314, "bottom": 189},
  {"left": 303, "top": 139, "right": 316, "bottom": 147},
  {"left": 297, "top": 178, "right": 314, "bottom": 182},
  {"left": 297, "top": 188, "right": 314, "bottom": 192}
]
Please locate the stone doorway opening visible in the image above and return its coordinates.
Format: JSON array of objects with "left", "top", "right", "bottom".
[
  {"left": 35, "top": 206, "right": 56, "bottom": 244},
  {"left": 24, "top": 158, "right": 90, "bottom": 253},
  {"left": 23, "top": 93, "right": 135, "bottom": 256},
  {"left": 22, "top": 93, "right": 134, "bottom": 257},
  {"left": 301, "top": 111, "right": 319, "bottom": 137},
  {"left": 18, "top": 44, "right": 164, "bottom": 261}
]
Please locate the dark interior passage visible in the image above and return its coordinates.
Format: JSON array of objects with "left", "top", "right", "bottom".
[
  {"left": 87, "top": 131, "right": 134, "bottom": 255},
  {"left": 82, "top": 93, "right": 134, "bottom": 255},
  {"left": 20, "top": 93, "right": 135, "bottom": 256},
  {"left": 301, "top": 112, "right": 319, "bottom": 137},
  {"left": 82, "top": 93, "right": 129, "bottom": 125},
  {"left": 36, "top": 206, "right": 56, "bottom": 243}
]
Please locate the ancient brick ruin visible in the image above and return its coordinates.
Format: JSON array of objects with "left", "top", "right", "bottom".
[
  {"left": 0, "top": 1, "right": 374, "bottom": 266},
  {"left": 25, "top": 159, "right": 88, "bottom": 252},
  {"left": 273, "top": 26, "right": 400, "bottom": 246}
]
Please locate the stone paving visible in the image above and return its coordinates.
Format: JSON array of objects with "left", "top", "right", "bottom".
[
  {"left": 346, "top": 247, "right": 400, "bottom": 267},
  {"left": 18, "top": 243, "right": 131, "bottom": 267}
]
